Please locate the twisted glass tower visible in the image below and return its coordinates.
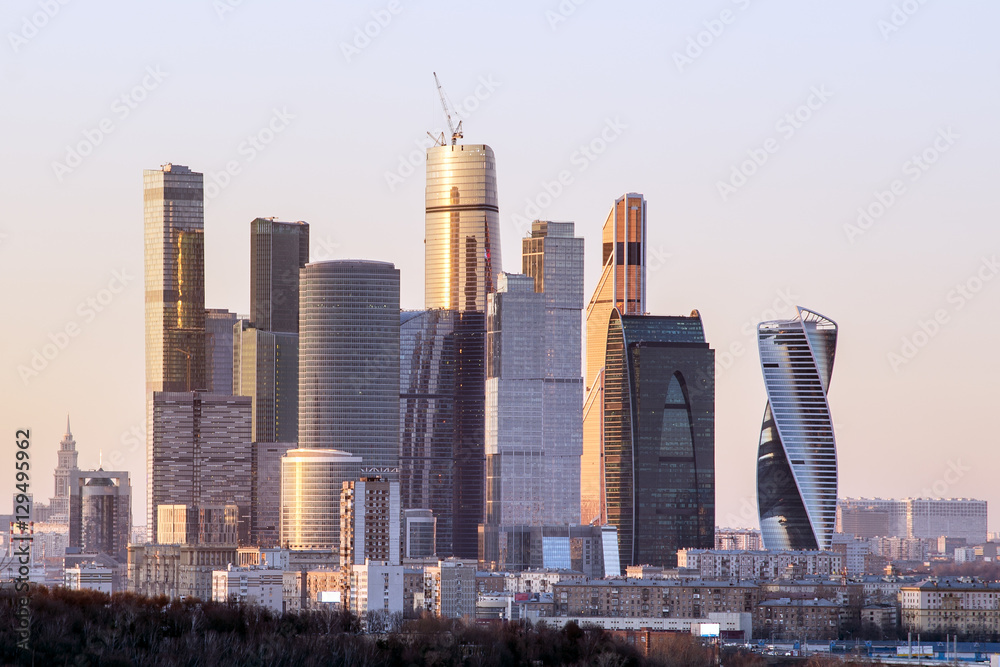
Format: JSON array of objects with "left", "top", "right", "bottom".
[{"left": 756, "top": 306, "right": 838, "bottom": 551}]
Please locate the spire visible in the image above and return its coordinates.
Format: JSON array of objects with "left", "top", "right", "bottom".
[{"left": 66, "top": 414, "right": 72, "bottom": 437}]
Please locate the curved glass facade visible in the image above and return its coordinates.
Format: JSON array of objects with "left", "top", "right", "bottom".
[
  {"left": 603, "top": 309, "right": 715, "bottom": 570},
  {"left": 280, "top": 448, "right": 361, "bottom": 551},
  {"left": 298, "top": 260, "right": 400, "bottom": 473},
  {"left": 756, "top": 306, "right": 838, "bottom": 551},
  {"left": 424, "top": 144, "right": 502, "bottom": 312}
]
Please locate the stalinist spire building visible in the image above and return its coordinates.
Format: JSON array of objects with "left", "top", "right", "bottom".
[{"left": 49, "top": 416, "right": 79, "bottom": 523}]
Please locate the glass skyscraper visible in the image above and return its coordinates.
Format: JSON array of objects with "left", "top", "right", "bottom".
[
  {"left": 280, "top": 448, "right": 361, "bottom": 551},
  {"left": 424, "top": 143, "right": 503, "bottom": 559},
  {"left": 603, "top": 309, "right": 715, "bottom": 570},
  {"left": 400, "top": 309, "right": 456, "bottom": 556},
  {"left": 205, "top": 308, "right": 238, "bottom": 395},
  {"left": 297, "top": 260, "right": 400, "bottom": 470},
  {"left": 756, "top": 307, "right": 838, "bottom": 551},
  {"left": 582, "top": 193, "right": 646, "bottom": 525},
  {"left": 143, "top": 163, "right": 206, "bottom": 394},
  {"left": 250, "top": 218, "right": 309, "bottom": 334}
]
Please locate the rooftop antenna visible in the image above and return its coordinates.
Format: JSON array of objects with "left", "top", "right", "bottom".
[{"left": 428, "top": 72, "right": 463, "bottom": 147}]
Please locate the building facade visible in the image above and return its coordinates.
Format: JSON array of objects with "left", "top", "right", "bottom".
[
  {"left": 250, "top": 217, "right": 309, "bottom": 334},
  {"left": 68, "top": 469, "right": 131, "bottom": 561},
  {"left": 143, "top": 163, "right": 206, "bottom": 394},
  {"left": 603, "top": 309, "right": 715, "bottom": 570},
  {"left": 677, "top": 549, "right": 843, "bottom": 580},
  {"left": 146, "top": 392, "right": 252, "bottom": 542},
  {"left": 49, "top": 417, "right": 79, "bottom": 523},
  {"left": 582, "top": 193, "right": 646, "bottom": 525},
  {"left": 298, "top": 260, "right": 400, "bottom": 474},
  {"left": 901, "top": 578, "right": 1000, "bottom": 636},
  {"left": 340, "top": 477, "right": 401, "bottom": 568},
  {"left": 757, "top": 307, "right": 838, "bottom": 551},
  {"left": 280, "top": 448, "right": 361, "bottom": 552},
  {"left": 204, "top": 308, "right": 238, "bottom": 395}
]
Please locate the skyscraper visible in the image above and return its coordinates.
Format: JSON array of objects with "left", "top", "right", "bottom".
[
  {"left": 69, "top": 469, "right": 131, "bottom": 561},
  {"left": 424, "top": 143, "right": 503, "bottom": 559},
  {"left": 399, "top": 309, "right": 455, "bottom": 556},
  {"left": 581, "top": 193, "right": 646, "bottom": 525},
  {"left": 280, "top": 448, "right": 361, "bottom": 551},
  {"left": 297, "top": 260, "right": 400, "bottom": 472},
  {"left": 233, "top": 323, "right": 298, "bottom": 444},
  {"left": 147, "top": 392, "right": 253, "bottom": 543},
  {"left": 250, "top": 218, "right": 309, "bottom": 334},
  {"left": 603, "top": 309, "right": 715, "bottom": 570},
  {"left": 340, "top": 477, "right": 401, "bottom": 568},
  {"left": 50, "top": 416, "right": 79, "bottom": 523},
  {"left": 143, "top": 163, "right": 206, "bottom": 394},
  {"left": 756, "top": 307, "right": 838, "bottom": 551},
  {"left": 205, "top": 308, "right": 238, "bottom": 395}
]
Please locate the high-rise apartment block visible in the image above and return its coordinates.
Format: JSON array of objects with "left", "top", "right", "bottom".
[
  {"left": 143, "top": 163, "right": 206, "bottom": 394},
  {"left": 603, "top": 309, "right": 715, "bottom": 570},
  {"left": 146, "top": 392, "right": 252, "bottom": 543},
  {"left": 837, "top": 498, "right": 987, "bottom": 545},
  {"left": 756, "top": 307, "right": 838, "bottom": 551},
  {"left": 340, "top": 477, "right": 401, "bottom": 568},
  {"left": 582, "top": 193, "right": 646, "bottom": 525}
]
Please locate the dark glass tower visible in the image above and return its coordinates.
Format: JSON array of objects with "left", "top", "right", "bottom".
[
  {"left": 603, "top": 309, "right": 715, "bottom": 571},
  {"left": 756, "top": 307, "right": 838, "bottom": 551},
  {"left": 251, "top": 218, "right": 310, "bottom": 334},
  {"left": 400, "top": 309, "right": 456, "bottom": 556}
]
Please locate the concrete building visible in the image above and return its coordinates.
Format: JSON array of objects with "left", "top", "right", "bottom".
[
  {"left": 211, "top": 565, "right": 284, "bottom": 612},
  {"left": 422, "top": 558, "right": 477, "bottom": 619},
  {"left": 756, "top": 598, "right": 842, "bottom": 640},
  {"left": 340, "top": 477, "right": 401, "bottom": 568},
  {"left": 677, "top": 549, "right": 843, "bottom": 580},
  {"left": 715, "top": 528, "right": 763, "bottom": 551},
  {"left": 49, "top": 417, "right": 79, "bottom": 523},
  {"left": 837, "top": 498, "right": 987, "bottom": 545},
  {"left": 901, "top": 578, "right": 1000, "bottom": 636},
  {"left": 349, "top": 560, "right": 405, "bottom": 618},
  {"left": 128, "top": 543, "right": 239, "bottom": 600},
  {"left": 552, "top": 578, "right": 760, "bottom": 619},
  {"left": 68, "top": 469, "right": 131, "bottom": 562},
  {"left": 64, "top": 563, "right": 114, "bottom": 594}
]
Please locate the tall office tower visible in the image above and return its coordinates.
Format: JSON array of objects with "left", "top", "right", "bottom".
[
  {"left": 68, "top": 470, "right": 131, "bottom": 561},
  {"left": 298, "top": 260, "right": 400, "bottom": 472},
  {"left": 146, "top": 392, "right": 253, "bottom": 543},
  {"left": 603, "top": 309, "right": 715, "bottom": 570},
  {"left": 400, "top": 310, "right": 455, "bottom": 556},
  {"left": 340, "top": 477, "right": 401, "bottom": 568},
  {"left": 205, "top": 309, "right": 238, "bottom": 395},
  {"left": 233, "top": 322, "right": 298, "bottom": 443},
  {"left": 143, "top": 163, "right": 206, "bottom": 394},
  {"left": 49, "top": 416, "right": 79, "bottom": 523},
  {"left": 280, "top": 448, "right": 361, "bottom": 551},
  {"left": 581, "top": 193, "right": 646, "bottom": 525},
  {"left": 402, "top": 509, "right": 437, "bottom": 559},
  {"left": 521, "top": 221, "right": 584, "bottom": 525},
  {"left": 250, "top": 218, "right": 309, "bottom": 333},
  {"left": 425, "top": 143, "right": 503, "bottom": 558},
  {"left": 756, "top": 307, "right": 838, "bottom": 551},
  {"left": 252, "top": 441, "right": 295, "bottom": 547}
]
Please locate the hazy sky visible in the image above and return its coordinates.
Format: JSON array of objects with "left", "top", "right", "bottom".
[{"left": 2, "top": 1, "right": 998, "bottom": 530}]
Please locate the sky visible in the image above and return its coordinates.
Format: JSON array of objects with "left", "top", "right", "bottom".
[{"left": 2, "top": 0, "right": 999, "bottom": 530}]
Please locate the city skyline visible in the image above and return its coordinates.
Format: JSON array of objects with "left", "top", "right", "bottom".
[{"left": 4, "top": 1, "right": 999, "bottom": 532}]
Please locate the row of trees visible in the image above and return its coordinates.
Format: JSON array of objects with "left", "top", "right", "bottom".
[{"left": 0, "top": 586, "right": 712, "bottom": 666}]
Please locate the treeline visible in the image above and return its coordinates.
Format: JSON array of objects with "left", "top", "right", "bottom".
[{"left": 0, "top": 586, "right": 715, "bottom": 666}]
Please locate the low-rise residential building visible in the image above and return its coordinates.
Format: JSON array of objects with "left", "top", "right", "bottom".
[
  {"left": 551, "top": 579, "right": 760, "bottom": 619},
  {"left": 861, "top": 603, "right": 898, "bottom": 636},
  {"left": 64, "top": 563, "right": 114, "bottom": 594},
  {"left": 755, "top": 598, "right": 841, "bottom": 640},
  {"left": 900, "top": 578, "right": 1000, "bottom": 636},
  {"left": 349, "top": 561, "right": 404, "bottom": 617},
  {"left": 510, "top": 569, "right": 585, "bottom": 594},
  {"left": 127, "top": 543, "right": 238, "bottom": 600},
  {"left": 677, "top": 549, "right": 842, "bottom": 580}
]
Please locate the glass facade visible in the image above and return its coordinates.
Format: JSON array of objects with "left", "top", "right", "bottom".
[
  {"left": 146, "top": 392, "right": 253, "bottom": 543},
  {"left": 143, "top": 163, "right": 206, "bottom": 394},
  {"left": 233, "top": 323, "right": 298, "bottom": 444},
  {"left": 69, "top": 470, "right": 131, "bottom": 561},
  {"left": 756, "top": 307, "right": 838, "bottom": 551},
  {"left": 603, "top": 309, "right": 715, "bottom": 571},
  {"left": 424, "top": 144, "right": 502, "bottom": 312},
  {"left": 252, "top": 441, "right": 295, "bottom": 548},
  {"left": 424, "top": 143, "right": 503, "bottom": 559},
  {"left": 582, "top": 193, "right": 646, "bottom": 525},
  {"left": 280, "top": 448, "right": 361, "bottom": 551},
  {"left": 298, "top": 260, "right": 400, "bottom": 474},
  {"left": 205, "top": 308, "right": 238, "bottom": 395},
  {"left": 250, "top": 218, "right": 309, "bottom": 333},
  {"left": 400, "top": 309, "right": 456, "bottom": 556}
]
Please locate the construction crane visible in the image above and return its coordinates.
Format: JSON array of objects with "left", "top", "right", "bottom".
[{"left": 428, "top": 72, "right": 463, "bottom": 147}]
